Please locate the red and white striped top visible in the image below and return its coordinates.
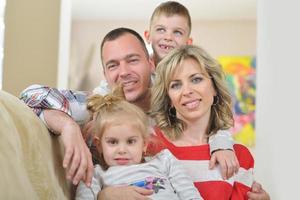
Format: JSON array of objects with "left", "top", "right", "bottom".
[{"left": 147, "top": 128, "right": 254, "bottom": 200}]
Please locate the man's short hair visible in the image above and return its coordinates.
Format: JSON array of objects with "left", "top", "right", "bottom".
[{"left": 100, "top": 27, "right": 149, "bottom": 66}]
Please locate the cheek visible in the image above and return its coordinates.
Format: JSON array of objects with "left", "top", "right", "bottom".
[
  {"left": 168, "top": 91, "right": 179, "bottom": 106},
  {"left": 101, "top": 142, "right": 111, "bottom": 157},
  {"left": 105, "top": 71, "right": 118, "bottom": 85}
]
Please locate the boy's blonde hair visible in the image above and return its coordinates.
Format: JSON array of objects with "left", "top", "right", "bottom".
[
  {"left": 87, "top": 87, "right": 149, "bottom": 169},
  {"left": 150, "top": 45, "right": 234, "bottom": 140},
  {"left": 150, "top": 1, "right": 192, "bottom": 35}
]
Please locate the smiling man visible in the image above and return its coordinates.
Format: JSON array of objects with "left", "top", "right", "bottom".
[{"left": 101, "top": 30, "right": 155, "bottom": 111}]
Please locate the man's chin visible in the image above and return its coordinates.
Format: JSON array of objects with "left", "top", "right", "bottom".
[{"left": 124, "top": 92, "right": 139, "bottom": 103}]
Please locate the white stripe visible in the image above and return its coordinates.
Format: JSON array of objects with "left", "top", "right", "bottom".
[{"left": 178, "top": 160, "right": 254, "bottom": 187}]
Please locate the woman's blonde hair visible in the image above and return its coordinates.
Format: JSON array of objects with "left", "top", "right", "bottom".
[
  {"left": 150, "top": 45, "right": 234, "bottom": 140},
  {"left": 87, "top": 86, "right": 149, "bottom": 169}
]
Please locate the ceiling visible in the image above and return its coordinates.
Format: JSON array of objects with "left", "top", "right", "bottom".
[{"left": 71, "top": 0, "right": 257, "bottom": 21}]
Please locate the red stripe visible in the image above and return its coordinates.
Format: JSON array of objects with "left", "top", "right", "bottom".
[{"left": 195, "top": 181, "right": 233, "bottom": 200}]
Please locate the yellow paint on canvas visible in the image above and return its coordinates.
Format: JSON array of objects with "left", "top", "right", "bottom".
[{"left": 233, "top": 123, "right": 256, "bottom": 147}]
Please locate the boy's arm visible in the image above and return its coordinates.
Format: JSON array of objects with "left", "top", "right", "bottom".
[
  {"left": 208, "top": 130, "right": 234, "bottom": 153},
  {"left": 208, "top": 130, "right": 239, "bottom": 180}
]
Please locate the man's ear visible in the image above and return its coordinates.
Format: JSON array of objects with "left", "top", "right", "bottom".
[
  {"left": 187, "top": 37, "right": 193, "bottom": 45},
  {"left": 144, "top": 30, "right": 151, "bottom": 44}
]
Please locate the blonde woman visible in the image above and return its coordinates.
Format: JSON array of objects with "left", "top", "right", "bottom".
[{"left": 150, "top": 45, "right": 256, "bottom": 200}]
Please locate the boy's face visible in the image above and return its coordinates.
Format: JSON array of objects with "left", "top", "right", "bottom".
[
  {"left": 100, "top": 122, "right": 146, "bottom": 167},
  {"left": 145, "top": 14, "right": 192, "bottom": 64}
]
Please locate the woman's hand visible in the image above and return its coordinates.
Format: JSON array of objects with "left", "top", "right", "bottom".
[{"left": 247, "top": 181, "right": 270, "bottom": 200}]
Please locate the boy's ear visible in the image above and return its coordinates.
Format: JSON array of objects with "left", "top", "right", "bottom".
[
  {"left": 144, "top": 30, "right": 151, "bottom": 44},
  {"left": 149, "top": 57, "right": 156, "bottom": 72},
  {"left": 187, "top": 37, "right": 193, "bottom": 45}
]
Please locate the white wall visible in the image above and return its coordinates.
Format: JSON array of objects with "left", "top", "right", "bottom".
[
  {"left": 255, "top": 0, "right": 300, "bottom": 199},
  {"left": 69, "top": 20, "right": 256, "bottom": 91}
]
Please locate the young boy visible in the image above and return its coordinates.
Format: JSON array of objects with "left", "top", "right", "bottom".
[{"left": 144, "top": 1, "right": 193, "bottom": 66}]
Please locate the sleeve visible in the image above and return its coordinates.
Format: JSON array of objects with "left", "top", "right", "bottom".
[
  {"left": 19, "top": 84, "right": 90, "bottom": 125},
  {"left": 160, "top": 149, "right": 203, "bottom": 200},
  {"left": 230, "top": 144, "right": 254, "bottom": 200},
  {"left": 75, "top": 166, "right": 103, "bottom": 200},
  {"left": 208, "top": 129, "right": 234, "bottom": 154}
]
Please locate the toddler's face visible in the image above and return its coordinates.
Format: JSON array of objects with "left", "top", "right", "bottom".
[
  {"left": 145, "top": 14, "right": 191, "bottom": 63},
  {"left": 101, "top": 122, "right": 146, "bottom": 167}
]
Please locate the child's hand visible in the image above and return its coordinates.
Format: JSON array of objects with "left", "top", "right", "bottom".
[{"left": 209, "top": 149, "right": 239, "bottom": 179}]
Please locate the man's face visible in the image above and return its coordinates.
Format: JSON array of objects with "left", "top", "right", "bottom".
[{"left": 102, "top": 33, "right": 155, "bottom": 104}]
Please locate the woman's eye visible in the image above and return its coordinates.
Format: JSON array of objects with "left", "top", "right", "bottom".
[
  {"left": 170, "top": 82, "right": 181, "bottom": 89},
  {"left": 191, "top": 77, "right": 203, "bottom": 83}
]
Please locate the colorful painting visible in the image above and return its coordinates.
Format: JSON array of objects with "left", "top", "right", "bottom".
[{"left": 218, "top": 56, "right": 256, "bottom": 147}]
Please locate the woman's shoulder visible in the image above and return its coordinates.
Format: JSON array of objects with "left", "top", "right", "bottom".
[{"left": 233, "top": 144, "right": 254, "bottom": 168}]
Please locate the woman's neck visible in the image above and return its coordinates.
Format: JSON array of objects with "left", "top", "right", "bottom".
[{"left": 173, "top": 117, "right": 209, "bottom": 146}]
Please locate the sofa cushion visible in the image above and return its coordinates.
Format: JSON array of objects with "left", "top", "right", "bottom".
[{"left": 0, "top": 90, "right": 71, "bottom": 199}]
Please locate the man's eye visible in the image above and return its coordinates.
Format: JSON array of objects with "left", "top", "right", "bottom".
[
  {"left": 106, "top": 64, "right": 117, "bottom": 70},
  {"left": 129, "top": 59, "right": 139, "bottom": 64}
]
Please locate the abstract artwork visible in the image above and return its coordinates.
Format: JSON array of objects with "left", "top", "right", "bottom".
[{"left": 218, "top": 56, "right": 256, "bottom": 147}]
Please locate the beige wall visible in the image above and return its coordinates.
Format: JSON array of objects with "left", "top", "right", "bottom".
[
  {"left": 3, "top": 0, "right": 61, "bottom": 96},
  {"left": 69, "top": 19, "right": 256, "bottom": 91}
]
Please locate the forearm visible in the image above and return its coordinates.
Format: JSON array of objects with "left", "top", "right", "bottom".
[
  {"left": 20, "top": 84, "right": 90, "bottom": 126},
  {"left": 209, "top": 129, "right": 234, "bottom": 154},
  {"left": 43, "top": 109, "right": 79, "bottom": 135}
]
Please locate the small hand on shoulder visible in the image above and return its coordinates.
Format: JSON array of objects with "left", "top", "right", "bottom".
[{"left": 209, "top": 149, "right": 240, "bottom": 179}]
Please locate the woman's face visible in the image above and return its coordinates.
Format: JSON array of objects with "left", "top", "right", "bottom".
[{"left": 167, "top": 58, "right": 216, "bottom": 123}]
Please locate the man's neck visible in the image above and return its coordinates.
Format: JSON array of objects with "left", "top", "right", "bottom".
[{"left": 133, "top": 91, "right": 151, "bottom": 113}]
